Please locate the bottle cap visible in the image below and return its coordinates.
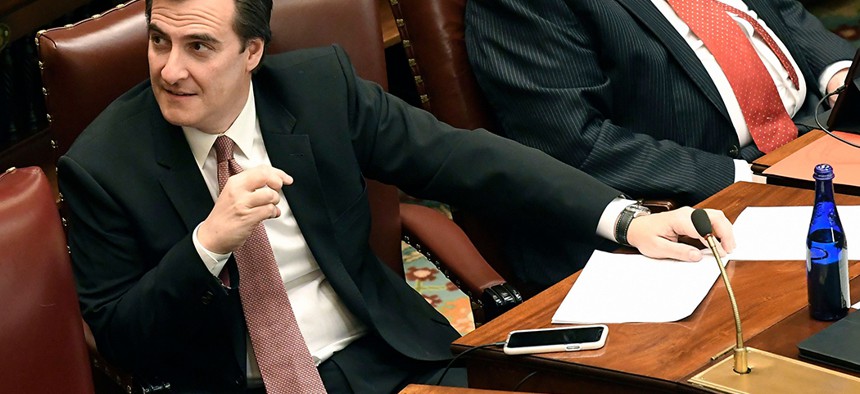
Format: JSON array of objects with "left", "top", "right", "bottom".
[{"left": 813, "top": 163, "right": 835, "bottom": 181}]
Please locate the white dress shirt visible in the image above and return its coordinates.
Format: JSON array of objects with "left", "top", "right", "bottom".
[
  {"left": 183, "top": 82, "right": 366, "bottom": 382},
  {"left": 652, "top": 0, "right": 851, "bottom": 182}
]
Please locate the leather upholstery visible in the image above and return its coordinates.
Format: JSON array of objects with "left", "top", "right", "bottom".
[
  {"left": 0, "top": 166, "right": 93, "bottom": 393},
  {"left": 390, "top": 0, "right": 498, "bottom": 132},
  {"left": 37, "top": 0, "right": 404, "bottom": 272}
]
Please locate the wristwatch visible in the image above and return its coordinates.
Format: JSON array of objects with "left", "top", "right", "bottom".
[{"left": 614, "top": 203, "right": 651, "bottom": 247}]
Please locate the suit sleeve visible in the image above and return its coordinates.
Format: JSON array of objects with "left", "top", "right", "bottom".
[
  {"left": 465, "top": 0, "right": 737, "bottom": 204},
  {"left": 58, "top": 156, "right": 234, "bottom": 375},
  {"left": 328, "top": 46, "right": 621, "bottom": 240},
  {"left": 772, "top": 0, "right": 855, "bottom": 82}
]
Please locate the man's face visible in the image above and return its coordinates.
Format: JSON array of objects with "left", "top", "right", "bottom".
[{"left": 148, "top": 0, "right": 263, "bottom": 134}]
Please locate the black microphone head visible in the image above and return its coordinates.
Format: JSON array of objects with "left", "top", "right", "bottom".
[{"left": 691, "top": 209, "right": 713, "bottom": 237}]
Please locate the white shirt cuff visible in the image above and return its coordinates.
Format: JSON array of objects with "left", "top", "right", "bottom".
[
  {"left": 596, "top": 197, "right": 638, "bottom": 242},
  {"left": 192, "top": 223, "right": 232, "bottom": 277},
  {"left": 818, "top": 61, "right": 852, "bottom": 96},
  {"left": 733, "top": 159, "right": 753, "bottom": 183}
]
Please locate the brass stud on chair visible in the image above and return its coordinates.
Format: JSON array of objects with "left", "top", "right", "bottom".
[
  {"left": 34, "top": 30, "right": 46, "bottom": 47},
  {"left": 0, "top": 24, "right": 9, "bottom": 52}
]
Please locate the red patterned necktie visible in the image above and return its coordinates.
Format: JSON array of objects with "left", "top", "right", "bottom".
[
  {"left": 214, "top": 135, "right": 327, "bottom": 393},
  {"left": 666, "top": 0, "right": 797, "bottom": 153}
]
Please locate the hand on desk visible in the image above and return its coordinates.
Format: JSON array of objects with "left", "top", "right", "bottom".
[{"left": 626, "top": 207, "right": 735, "bottom": 262}]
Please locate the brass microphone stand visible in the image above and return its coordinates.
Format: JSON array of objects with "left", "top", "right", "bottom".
[{"left": 688, "top": 210, "right": 860, "bottom": 393}]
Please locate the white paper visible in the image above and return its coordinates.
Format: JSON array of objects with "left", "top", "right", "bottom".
[
  {"left": 551, "top": 250, "right": 724, "bottom": 324},
  {"left": 730, "top": 206, "right": 860, "bottom": 261}
]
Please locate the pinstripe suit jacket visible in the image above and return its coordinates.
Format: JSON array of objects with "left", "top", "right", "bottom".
[{"left": 466, "top": 0, "right": 855, "bottom": 204}]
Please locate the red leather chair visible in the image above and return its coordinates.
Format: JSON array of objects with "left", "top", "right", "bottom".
[
  {"left": 391, "top": 0, "right": 527, "bottom": 290},
  {"left": 0, "top": 166, "right": 94, "bottom": 394},
  {"left": 37, "top": 0, "right": 521, "bottom": 391}
]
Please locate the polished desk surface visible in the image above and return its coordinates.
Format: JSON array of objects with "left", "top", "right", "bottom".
[
  {"left": 751, "top": 130, "right": 860, "bottom": 195},
  {"left": 400, "top": 384, "right": 533, "bottom": 394},
  {"left": 750, "top": 130, "right": 825, "bottom": 174},
  {"left": 453, "top": 182, "right": 860, "bottom": 393}
]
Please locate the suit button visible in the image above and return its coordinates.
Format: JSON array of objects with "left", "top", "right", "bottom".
[
  {"left": 727, "top": 145, "right": 739, "bottom": 158},
  {"left": 201, "top": 290, "right": 214, "bottom": 305}
]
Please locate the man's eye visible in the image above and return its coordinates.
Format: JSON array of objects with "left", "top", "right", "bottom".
[{"left": 192, "top": 42, "right": 210, "bottom": 52}]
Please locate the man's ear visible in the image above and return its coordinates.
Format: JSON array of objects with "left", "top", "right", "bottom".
[{"left": 245, "top": 38, "right": 265, "bottom": 72}]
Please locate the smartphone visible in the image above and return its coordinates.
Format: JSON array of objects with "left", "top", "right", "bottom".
[{"left": 503, "top": 325, "right": 608, "bottom": 355}]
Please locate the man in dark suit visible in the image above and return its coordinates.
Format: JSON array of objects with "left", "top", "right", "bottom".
[
  {"left": 466, "top": 0, "right": 855, "bottom": 205},
  {"left": 59, "top": 0, "right": 735, "bottom": 392}
]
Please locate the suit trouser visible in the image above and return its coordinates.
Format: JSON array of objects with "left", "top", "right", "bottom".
[{"left": 317, "top": 332, "right": 467, "bottom": 393}]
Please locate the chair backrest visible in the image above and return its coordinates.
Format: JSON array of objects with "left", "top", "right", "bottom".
[
  {"left": 390, "top": 0, "right": 497, "bottom": 132},
  {"left": 37, "top": 0, "right": 402, "bottom": 273},
  {"left": 0, "top": 166, "right": 94, "bottom": 393},
  {"left": 391, "top": 0, "right": 516, "bottom": 282}
]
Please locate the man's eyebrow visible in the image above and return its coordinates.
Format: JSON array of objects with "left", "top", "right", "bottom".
[
  {"left": 148, "top": 23, "right": 166, "bottom": 36},
  {"left": 147, "top": 23, "right": 221, "bottom": 45},
  {"left": 187, "top": 33, "right": 220, "bottom": 44}
]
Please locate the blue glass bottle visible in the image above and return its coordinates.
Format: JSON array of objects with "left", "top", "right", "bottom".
[{"left": 806, "top": 164, "right": 849, "bottom": 321}]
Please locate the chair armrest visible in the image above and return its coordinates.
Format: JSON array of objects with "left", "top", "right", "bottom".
[{"left": 399, "top": 203, "right": 522, "bottom": 321}]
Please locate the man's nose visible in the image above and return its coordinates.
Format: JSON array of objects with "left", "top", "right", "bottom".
[{"left": 160, "top": 49, "right": 189, "bottom": 83}]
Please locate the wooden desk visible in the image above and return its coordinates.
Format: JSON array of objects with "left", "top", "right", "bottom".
[
  {"left": 750, "top": 130, "right": 825, "bottom": 175},
  {"left": 400, "top": 384, "right": 531, "bottom": 394},
  {"left": 751, "top": 130, "right": 860, "bottom": 195},
  {"left": 453, "top": 182, "right": 860, "bottom": 393},
  {"left": 378, "top": 0, "right": 400, "bottom": 48}
]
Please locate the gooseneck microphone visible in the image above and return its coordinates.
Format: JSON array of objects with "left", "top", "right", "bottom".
[
  {"left": 691, "top": 209, "right": 750, "bottom": 374},
  {"left": 688, "top": 211, "right": 860, "bottom": 391}
]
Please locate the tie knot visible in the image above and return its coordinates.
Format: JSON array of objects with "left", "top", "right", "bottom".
[{"left": 214, "top": 135, "right": 235, "bottom": 164}]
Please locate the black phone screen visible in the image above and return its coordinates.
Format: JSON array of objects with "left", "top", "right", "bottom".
[{"left": 506, "top": 326, "right": 605, "bottom": 348}]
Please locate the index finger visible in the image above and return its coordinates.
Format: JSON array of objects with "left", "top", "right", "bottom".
[
  {"left": 705, "top": 209, "right": 736, "bottom": 253},
  {"left": 242, "top": 165, "right": 292, "bottom": 191}
]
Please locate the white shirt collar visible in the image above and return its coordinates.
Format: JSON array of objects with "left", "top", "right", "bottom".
[{"left": 182, "top": 81, "right": 258, "bottom": 170}]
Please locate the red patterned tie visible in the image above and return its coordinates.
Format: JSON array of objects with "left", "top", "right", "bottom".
[
  {"left": 666, "top": 0, "right": 797, "bottom": 153},
  {"left": 214, "top": 136, "right": 327, "bottom": 393}
]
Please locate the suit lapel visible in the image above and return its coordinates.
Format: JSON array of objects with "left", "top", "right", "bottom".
[
  {"left": 150, "top": 110, "right": 214, "bottom": 232},
  {"left": 254, "top": 86, "right": 369, "bottom": 320},
  {"left": 616, "top": 0, "right": 730, "bottom": 121}
]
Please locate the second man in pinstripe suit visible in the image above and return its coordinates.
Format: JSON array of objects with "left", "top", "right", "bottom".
[{"left": 466, "top": 0, "right": 854, "bottom": 205}]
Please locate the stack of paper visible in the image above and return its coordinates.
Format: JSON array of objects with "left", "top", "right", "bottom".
[
  {"left": 730, "top": 206, "right": 860, "bottom": 261},
  {"left": 551, "top": 250, "right": 724, "bottom": 324}
]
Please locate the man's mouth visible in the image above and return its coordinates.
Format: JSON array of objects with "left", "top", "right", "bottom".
[{"left": 164, "top": 87, "right": 195, "bottom": 96}]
